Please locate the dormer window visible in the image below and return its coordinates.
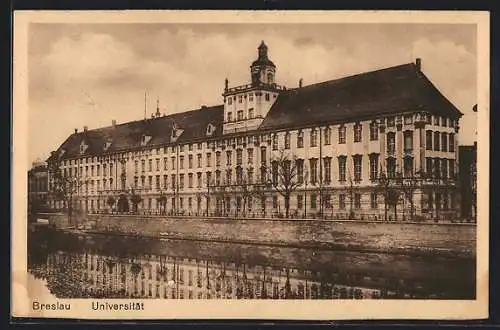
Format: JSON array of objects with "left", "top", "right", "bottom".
[
  {"left": 141, "top": 134, "right": 152, "bottom": 146},
  {"left": 103, "top": 139, "right": 112, "bottom": 151},
  {"left": 79, "top": 141, "right": 88, "bottom": 155},
  {"left": 59, "top": 149, "right": 66, "bottom": 158},
  {"left": 206, "top": 123, "right": 216, "bottom": 137},
  {"left": 171, "top": 123, "right": 183, "bottom": 143}
]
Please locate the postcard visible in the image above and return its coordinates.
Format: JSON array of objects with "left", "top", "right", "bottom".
[{"left": 12, "top": 10, "right": 489, "bottom": 320}]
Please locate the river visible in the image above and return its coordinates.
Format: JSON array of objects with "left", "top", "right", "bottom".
[{"left": 27, "top": 228, "right": 475, "bottom": 300}]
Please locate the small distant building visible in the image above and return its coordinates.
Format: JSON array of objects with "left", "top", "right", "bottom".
[
  {"left": 28, "top": 161, "right": 49, "bottom": 215},
  {"left": 458, "top": 143, "right": 477, "bottom": 221}
]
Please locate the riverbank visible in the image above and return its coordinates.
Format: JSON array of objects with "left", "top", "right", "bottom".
[{"left": 41, "top": 213, "right": 476, "bottom": 259}]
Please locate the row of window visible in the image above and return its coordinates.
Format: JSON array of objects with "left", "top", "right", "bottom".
[
  {"left": 425, "top": 131, "right": 455, "bottom": 152},
  {"left": 226, "top": 108, "right": 256, "bottom": 122},
  {"left": 226, "top": 92, "right": 272, "bottom": 105}
]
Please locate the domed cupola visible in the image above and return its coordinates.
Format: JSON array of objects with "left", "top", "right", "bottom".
[{"left": 250, "top": 40, "right": 276, "bottom": 85}]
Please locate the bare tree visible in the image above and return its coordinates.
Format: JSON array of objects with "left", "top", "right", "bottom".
[
  {"left": 268, "top": 150, "right": 302, "bottom": 218},
  {"left": 48, "top": 156, "right": 88, "bottom": 225},
  {"left": 398, "top": 168, "right": 423, "bottom": 221}
]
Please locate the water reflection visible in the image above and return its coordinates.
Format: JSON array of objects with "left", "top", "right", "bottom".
[{"left": 28, "top": 230, "right": 475, "bottom": 300}]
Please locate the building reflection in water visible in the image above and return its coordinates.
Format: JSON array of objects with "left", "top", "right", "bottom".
[{"left": 30, "top": 250, "right": 388, "bottom": 300}]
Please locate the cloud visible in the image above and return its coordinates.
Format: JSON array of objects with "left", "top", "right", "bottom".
[{"left": 27, "top": 24, "right": 478, "bottom": 163}]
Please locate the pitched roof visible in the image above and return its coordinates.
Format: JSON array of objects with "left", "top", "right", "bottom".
[
  {"left": 51, "top": 105, "right": 223, "bottom": 161},
  {"left": 259, "top": 63, "right": 463, "bottom": 131}
]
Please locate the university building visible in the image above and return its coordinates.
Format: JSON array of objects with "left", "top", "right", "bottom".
[{"left": 47, "top": 41, "right": 462, "bottom": 221}]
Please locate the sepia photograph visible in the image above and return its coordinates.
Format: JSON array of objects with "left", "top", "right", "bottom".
[{"left": 13, "top": 10, "right": 489, "bottom": 320}]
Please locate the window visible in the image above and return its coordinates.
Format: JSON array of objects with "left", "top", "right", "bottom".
[
  {"left": 433, "top": 157, "right": 441, "bottom": 179},
  {"left": 441, "top": 158, "right": 448, "bottom": 179},
  {"left": 249, "top": 94, "right": 254, "bottom": 102},
  {"left": 91, "top": 165, "right": 94, "bottom": 176},
  {"left": 237, "top": 110, "right": 244, "bottom": 121},
  {"left": 171, "top": 157, "right": 176, "bottom": 170},
  {"left": 370, "top": 192, "right": 378, "bottom": 209},
  {"left": 272, "top": 195, "right": 278, "bottom": 209},
  {"left": 309, "top": 159, "right": 318, "bottom": 184},
  {"left": 324, "top": 127, "right": 331, "bottom": 145},
  {"left": 387, "top": 132, "right": 396, "bottom": 155},
  {"left": 354, "top": 123, "right": 362, "bottom": 143},
  {"left": 369, "top": 154, "right": 379, "bottom": 180},
  {"left": 338, "top": 156, "right": 346, "bottom": 182},
  {"left": 272, "top": 134, "right": 278, "bottom": 150},
  {"left": 215, "top": 151, "right": 221, "bottom": 167},
  {"left": 449, "top": 133, "right": 455, "bottom": 152},
  {"left": 163, "top": 157, "right": 168, "bottom": 171},
  {"left": 310, "top": 129, "right": 318, "bottom": 147},
  {"left": 387, "top": 157, "right": 396, "bottom": 178},
  {"left": 226, "top": 150, "right": 232, "bottom": 166},
  {"left": 323, "top": 157, "right": 332, "bottom": 183},
  {"left": 148, "top": 176, "right": 152, "bottom": 189},
  {"left": 434, "top": 132, "right": 440, "bottom": 151},
  {"left": 226, "top": 169, "right": 232, "bottom": 185},
  {"left": 310, "top": 194, "right": 317, "bottom": 209},
  {"left": 103, "top": 164, "right": 108, "bottom": 176},
  {"left": 238, "top": 95, "right": 243, "bottom": 104},
  {"left": 426, "top": 113, "right": 432, "bottom": 124},
  {"left": 295, "top": 159, "right": 304, "bottom": 184},
  {"left": 339, "top": 194, "right": 346, "bottom": 209},
  {"left": 338, "top": 126, "right": 346, "bottom": 144},
  {"left": 163, "top": 175, "right": 168, "bottom": 189},
  {"left": 179, "top": 174, "right": 184, "bottom": 189},
  {"left": 97, "top": 165, "right": 101, "bottom": 176},
  {"left": 236, "top": 149, "right": 243, "bottom": 165},
  {"left": 434, "top": 115, "right": 440, "bottom": 126},
  {"left": 227, "top": 112, "right": 232, "bottom": 122},
  {"left": 247, "top": 148, "right": 253, "bottom": 164},
  {"left": 404, "top": 156, "right": 414, "bottom": 177},
  {"left": 206, "top": 172, "right": 212, "bottom": 187},
  {"left": 206, "top": 153, "right": 212, "bottom": 167},
  {"left": 354, "top": 193, "right": 361, "bottom": 209},
  {"left": 260, "top": 147, "right": 267, "bottom": 164},
  {"left": 441, "top": 133, "right": 448, "bottom": 152},
  {"left": 109, "top": 163, "right": 113, "bottom": 176},
  {"left": 265, "top": 93, "right": 270, "bottom": 101},
  {"left": 441, "top": 116, "right": 447, "bottom": 127},
  {"left": 404, "top": 115, "right": 413, "bottom": 125},
  {"left": 188, "top": 144, "right": 193, "bottom": 151},
  {"left": 271, "top": 161, "right": 278, "bottom": 185},
  {"left": 387, "top": 117, "right": 395, "bottom": 127},
  {"left": 188, "top": 155, "right": 193, "bottom": 169},
  {"left": 197, "top": 154, "right": 202, "bottom": 168},
  {"left": 198, "top": 143, "right": 202, "bottom": 150},
  {"left": 426, "top": 157, "right": 433, "bottom": 178},
  {"left": 196, "top": 172, "right": 201, "bottom": 188},
  {"left": 247, "top": 168, "right": 253, "bottom": 184},
  {"left": 426, "top": 131, "right": 433, "bottom": 151},
  {"left": 353, "top": 155, "right": 362, "bottom": 182},
  {"left": 404, "top": 130, "right": 413, "bottom": 153},
  {"left": 449, "top": 159, "right": 455, "bottom": 179},
  {"left": 228, "top": 98, "right": 232, "bottom": 105},
  {"left": 284, "top": 132, "right": 291, "bottom": 149},
  {"left": 171, "top": 174, "right": 176, "bottom": 189},
  {"left": 179, "top": 156, "right": 184, "bottom": 169},
  {"left": 297, "top": 195, "right": 303, "bottom": 209},
  {"left": 188, "top": 173, "right": 193, "bottom": 188},
  {"left": 297, "top": 130, "right": 304, "bottom": 148},
  {"left": 156, "top": 175, "right": 160, "bottom": 190},
  {"left": 248, "top": 108, "right": 254, "bottom": 119},
  {"left": 370, "top": 122, "right": 378, "bottom": 141}
]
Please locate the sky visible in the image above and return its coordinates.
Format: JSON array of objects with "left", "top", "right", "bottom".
[{"left": 27, "top": 23, "right": 478, "bottom": 164}]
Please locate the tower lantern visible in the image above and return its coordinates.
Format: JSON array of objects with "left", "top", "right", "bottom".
[{"left": 250, "top": 40, "right": 276, "bottom": 86}]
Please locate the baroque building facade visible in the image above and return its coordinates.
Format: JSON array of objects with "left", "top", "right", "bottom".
[{"left": 47, "top": 41, "right": 462, "bottom": 221}]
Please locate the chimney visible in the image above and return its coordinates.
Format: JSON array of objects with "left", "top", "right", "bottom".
[
  {"left": 201, "top": 105, "right": 207, "bottom": 109},
  {"left": 112, "top": 119, "right": 117, "bottom": 127},
  {"left": 74, "top": 128, "right": 78, "bottom": 134},
  {"left": 83, "top": 126, "right": 88, "bottom": 132},
  {"left": 299, "top": 78, "right": 303, "bottom": 88},
  {"left": 415, "top": 58, "right": 422, "bottom": 72}
]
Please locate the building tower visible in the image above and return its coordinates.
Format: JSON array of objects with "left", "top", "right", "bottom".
[{"left": 223, "top": 41, "right": 285, "bottom": 134}]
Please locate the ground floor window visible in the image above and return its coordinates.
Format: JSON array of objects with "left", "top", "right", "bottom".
[
  {"left": 339, "top": 194, "right": 346, "bottom": 209},
  {"left": 354, "top": 193, "right": 361, "bottom": 209},
  {"left": 297, "top": 195, "right": 303, "bottom": 209},
  {"left": 370, "top": 192, "right": 378, "bottom": 209},
  {"left": 310, "top": 194, "right": 317, "bottom": 209}
]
